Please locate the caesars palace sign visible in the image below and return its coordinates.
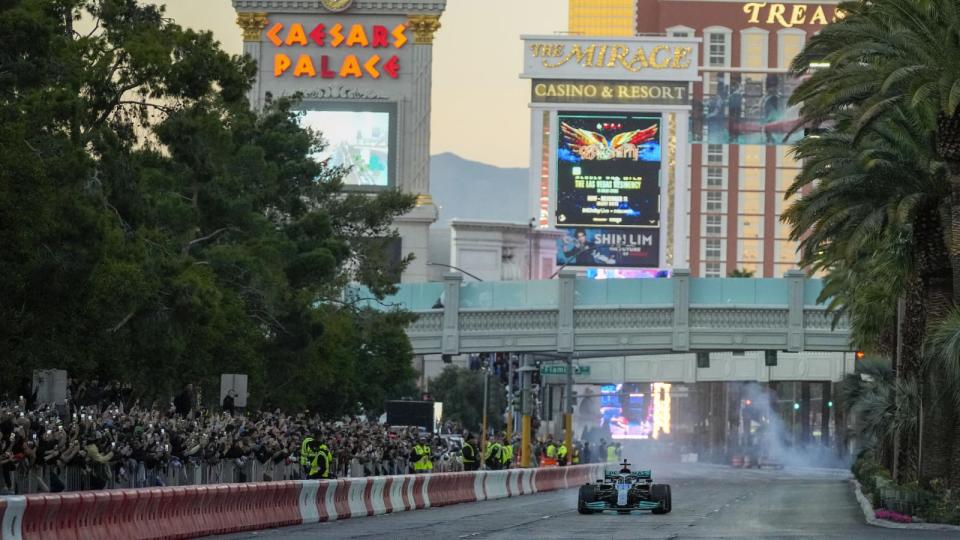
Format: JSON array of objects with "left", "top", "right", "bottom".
[{"left": 266, "top": 21, "right": 408, "bottom": 79}]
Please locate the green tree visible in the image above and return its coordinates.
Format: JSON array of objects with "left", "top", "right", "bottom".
[
  {"left": 727, "top": 268, "right": 755, "bottom": 278},
  {"left": 0, "top": 0, "right": 417, "bottom": 413},
  {"left": 791, "top": 0, "right": 960, "bottom": 299},
  {"left": 428, "top": 366, "right": 507, "bottom": 433}
]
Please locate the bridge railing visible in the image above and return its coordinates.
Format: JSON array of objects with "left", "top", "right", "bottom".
[{"left": 349, "top": 269, "right": 850, "bottom": 355}]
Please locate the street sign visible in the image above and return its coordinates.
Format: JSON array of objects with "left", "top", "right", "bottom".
[{"left": 540, "top": 364, "right": 591, "bottom": 376}]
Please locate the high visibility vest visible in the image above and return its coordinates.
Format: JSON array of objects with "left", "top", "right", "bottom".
[
  {"left": 310, "top": 445, "right": 332, "bottom": 478},
  {"left": 300, "top": 437, "right": 316, "bottom": 466},
  {"left": 546, "top": 444, "right": 557, "bottom": 458},
  {"left": 485, "top": 442, "right": 502, "bottom": 461},
  {"left": 558, "top": 444, "right": 568, "bottom": 459},
  {"left": 415, "top": 444, "right": 433, "bottom": 471},
  {"left": 606, "top": 445, "right": 618, "bottom": 463},
  {"left": 572, "top": 448, "right": 580, "bottom": 464},
  {"left": 500, "top": 443, "right": 513, "bottom": 465},
  {"left": 462, "top": 442, "right": 476, "bottom": 464}
]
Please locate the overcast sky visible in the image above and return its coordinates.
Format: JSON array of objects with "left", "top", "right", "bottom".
[{"left": 148, "top": 0, "right": 567, "bottom": 168}]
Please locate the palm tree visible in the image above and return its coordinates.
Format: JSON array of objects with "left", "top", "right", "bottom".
[
  {"left": 781, "top": 103, "right": 948, "bottom": 482},
  {"left": 727, "top": 268, "right": 754, "bottom": 278},
  {"left": 924, "top": 310, "right": 960, "bottom": 483},
  {"left": 837, "top": 358, "right": 921, "bottom": 474},
  {"left": 791, "top": 0, "right": 960, "bottom": 301}
]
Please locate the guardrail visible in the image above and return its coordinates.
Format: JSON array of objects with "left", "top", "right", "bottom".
[{"left": 0, "top": 464, "right": 603, "bottom": 540}]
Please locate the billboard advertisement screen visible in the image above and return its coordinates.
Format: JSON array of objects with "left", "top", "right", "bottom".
[
  {"left": 556, "top": 112, "right": 661, "bottom": 228},
  {"left": 557, "top": 227, "right": 659, "bottom": 268},
  {"left": 298, "top": 107, "right": 394, "bottom": 188}
]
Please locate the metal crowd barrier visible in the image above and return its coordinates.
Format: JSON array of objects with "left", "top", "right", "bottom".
[{"left": 3, "top": 455, "right": 456, "bottom": 495}]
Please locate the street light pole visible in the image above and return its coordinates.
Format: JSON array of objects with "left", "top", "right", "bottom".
[
  {"left": 507, "top": 354, "right": 515, "bottom": 442},
  {"left": 521, "top": 354, "right": 533, "bottom": 467},
  {"left": 481, "top": 359, "right": 489, "bottom": 469}
]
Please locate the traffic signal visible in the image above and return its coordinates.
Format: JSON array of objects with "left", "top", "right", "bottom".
[
  {"left": 855, "top": 351, "right": 866, "bottom": 361},
  {"left": 696, "top": 352, "right": 710, "bottom": 368},
  {"left": 442, "top": 354, "right": 453, "bottom": 364},
  {"left": 827, "top": 400, "right": 834, "bottom": 408},
  {"left": 764, "top": 350, "right": 778, "bottom": 367},
  {"left": 793, "top": 402, "right": 800, "bottom": 411}
]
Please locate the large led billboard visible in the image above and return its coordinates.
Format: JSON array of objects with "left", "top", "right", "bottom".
[
  {"left": 555, "top": 112, "right": 662, "bottom": 268},
  {"left": 297, "top": 103, "right": 396, "bottom": 189},
  {"left": 557, "top": 227, "right": 659, "bottom": 268}
]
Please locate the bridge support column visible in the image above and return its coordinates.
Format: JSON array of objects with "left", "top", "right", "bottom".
[
  {"left": 786, "top": 269, "right": 805, "bottom": 352},
  {"left": 557, "top": 271, "right": 576, "bottom": 353},
  {"left": 441, "top": 272, "right": 462, "bottom": 355},
  {"left": 564, "top": 353, "right": 573, "bottom": 465},
  {"left": 672, "top": 269, "right": 690, "bottom": 351}
]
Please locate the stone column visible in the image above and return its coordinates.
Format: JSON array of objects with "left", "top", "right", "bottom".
[
  {"left": 235, "top": 12, "right": 268, "bottom": 109},
  {"left": 406, "top": 14, "right": 442, "bottom": 201},
  {"left": 396, "top": 14, "right": 442, "bottom": 282}
]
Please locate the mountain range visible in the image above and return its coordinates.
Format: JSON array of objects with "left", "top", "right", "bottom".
[{"left": 429, "top": 152, "right": 531, "bottom": 225}]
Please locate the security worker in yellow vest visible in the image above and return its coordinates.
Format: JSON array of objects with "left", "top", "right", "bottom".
[
  {"left": 606, "top": 440, "right": 619, "bottom": 464},
  {"left": 310, "top": 443, "right": 333, "bottom": 479},
  {"left": 300, "top": 436, "right": 318, "bottom": 479},
  {"left": 413, "top": 437, "right": 433, "bottom": 473},
  {"left": 543, "top": 436, "right": 558, "bottom": 466},
  {"left": 500, "top": 436, "right": 514, "bottom": 469},
  {"left": 485, "top": 437, "right": 503, "bottom": 470},
  {"left": 557, "top": 441, "right": 569, "bottom": 466},
  {"left": 608, "top": 442, "right": 623, "bottom": 464},
  {"left": 462, "top": 433, "right": 479, "bottom": 471},
  {"left": 572, "top": 445, "right": 581, "bottom": 465}
]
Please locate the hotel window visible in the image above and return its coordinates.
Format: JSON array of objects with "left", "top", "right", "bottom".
[
  {"left": 776, "top": 216, "right": 793, "bottom": 239},
  {"left": 739, "top": 192, "right": 763, "bottom": 214},
  {"left": 739, "top": 215, "right": 762, "bottom": 239},
  {"left": 776, "top": 169, "right": 799, "bottom": 192},
  {"left": 707, "top": 144, "right": 724, "bottom": 164},
  {"left": 777, "top": 146, "right": 800, "bottom": 168},
  {"left": 740, "top": 29, "right": 769, "bottom": 70},
  {"left": 705, "top": 239, "right": 722, "bottom": 259},
  {"left": 706, "top": 215, "right": 722, "bottom": 235},
  {"left": 778, "top": 30, "right": 806, "bottom": 68},
  {"left": 740, "top": 239, "right": 763, "bottom": 263},
  {"left": 741, "top": 168, "right": 763, "bottom": 191},
  {"left": 667, "top": 25, "right": 694, "bottom": 39},
  {"left": 741, "top": 145, "right": 764, "bottom": 167},
  {"left": 705, "top": 262, "right": 722, "bottom": 277},
  {"left": 709, "top": 34, "right": 727, "bottom": 66},
  {"left": 706, "top": 191, "right": 724, "bottom": 212},
  {"left": 706, "top": 167, "right": 724, "bottom": 188}
]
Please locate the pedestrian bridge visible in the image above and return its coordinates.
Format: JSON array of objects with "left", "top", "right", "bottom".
[{"left": 353, "top": 270, "right": 852, "bottom": 361}]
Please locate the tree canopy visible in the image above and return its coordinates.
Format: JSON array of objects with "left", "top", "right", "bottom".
[{"left": 0, "top": 0, "right": 418, "bottom": 414}]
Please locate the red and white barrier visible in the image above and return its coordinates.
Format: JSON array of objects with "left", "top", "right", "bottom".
[{"left": 0, "top": 464, "right": 603, "bottom": 540}]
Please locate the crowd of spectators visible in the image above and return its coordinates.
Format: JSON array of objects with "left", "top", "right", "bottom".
[{"left": 0, "top": 381, "right": 465, "bottom": 495}]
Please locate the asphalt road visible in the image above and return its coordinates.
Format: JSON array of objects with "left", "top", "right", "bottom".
[{"left": 217, "top": 463, "right": 954, "bottom": 540}]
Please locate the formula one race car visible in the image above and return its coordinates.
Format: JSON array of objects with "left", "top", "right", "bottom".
[{"left": 578, "top": 461, "right": 672, "bottom": 515}]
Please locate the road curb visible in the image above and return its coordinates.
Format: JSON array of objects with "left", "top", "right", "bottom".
[{"left": 852, "top": 479, "right": 960, "bottom": 532}]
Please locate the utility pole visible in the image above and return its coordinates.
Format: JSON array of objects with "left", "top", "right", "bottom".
[
  {"left": 520, "top": 354, "right": 534, "bottom": 467},
  {"left": 564, "top": 353, "right": 574, "bottom": 465}
]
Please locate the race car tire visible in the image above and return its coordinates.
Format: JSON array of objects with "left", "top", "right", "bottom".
[
  {"left": 650, "top": 484, "right": 672, "bottom": 514},
  {"left": 578, "top": 485, "right": 597, "bottom": 514}
]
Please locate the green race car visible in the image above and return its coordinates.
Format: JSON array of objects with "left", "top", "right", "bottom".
[{"left": 577, "top": 461, "right": 672, "bottom": 515}]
